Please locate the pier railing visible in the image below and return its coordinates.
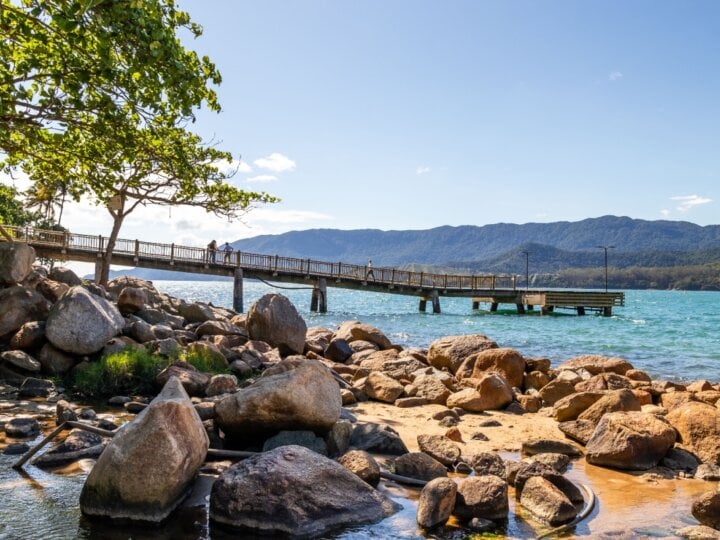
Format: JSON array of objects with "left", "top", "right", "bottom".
[{"left": 1, "top": 225, "right": 517, "bottom": 291}]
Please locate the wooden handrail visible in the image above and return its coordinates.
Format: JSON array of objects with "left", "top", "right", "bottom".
[{"left": 0, "top": 224, "right": 516, "bottom": 292}]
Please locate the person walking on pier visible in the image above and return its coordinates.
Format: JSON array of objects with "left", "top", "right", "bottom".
[
  {"left": 221, "top": 241, "right": 234, "bottom": 263},
  {"left": 366, "top": 259, "right": 375, "bottom": 281},
  {"left": 207, "top": 239, "right": 217, "bottom": 263}
]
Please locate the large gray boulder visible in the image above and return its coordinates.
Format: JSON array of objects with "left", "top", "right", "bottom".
[
  {"left": 246, "top": 293, "right": 307, "bottom": 355},
  {"left": 0, "top": 285, "right": 50, "bottom": 337},
  {"left": 586, "top": 411, "right": 677, "bottom": 470},
  {"left": 79, "top": 377, "right": 208, "bottom": 522},
  {"left": 215, "top": 358, "right": 340, "bottom": 440},
  {"left": 46, "top": 286, "right": 124, "bottom": 354},
  {"left": 0, "top": 243, "right": 35, "bottom": 285},
  {"left": 210, "top": 445, "right": 400, "bottom": 536},
  {"left": 454, "top": 475, "right": 509, "bottom": 521}
]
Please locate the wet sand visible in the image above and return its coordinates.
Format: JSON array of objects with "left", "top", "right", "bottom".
[{"left": 351, "top": 401, "right": 718, "bottom": 538}]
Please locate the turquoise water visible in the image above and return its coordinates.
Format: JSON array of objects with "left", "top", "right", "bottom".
[{"left": 157, "top": 281, "right": 720, "bottom": 382}]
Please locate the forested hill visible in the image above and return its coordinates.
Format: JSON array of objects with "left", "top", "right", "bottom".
[{"left": 232, "top": 216, "right": 720, "bottom": 267}]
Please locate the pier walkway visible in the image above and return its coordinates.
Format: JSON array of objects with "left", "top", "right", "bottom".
[{"left": 0, "top": 225, "right": 624, "bottom": 316}]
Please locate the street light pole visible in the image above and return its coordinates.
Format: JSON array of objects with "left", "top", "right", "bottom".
[
  {"left": 522, "top": 250, "right": 529, "bottom": 291},
  {"left": 596, "top": 245, "right": 615, "bottom": 292}
]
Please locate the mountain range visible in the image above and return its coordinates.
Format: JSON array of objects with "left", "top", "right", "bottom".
[{"left": 231, "top": 215, "right": 720, "bottom": 273}]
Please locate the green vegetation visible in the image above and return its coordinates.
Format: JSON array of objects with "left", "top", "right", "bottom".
[
  {"left": 181, "top": 347, "right": 230, "bottom": 375},
  {"left": 2, "top": 0, "right": 278, "bottom": 285},
  {"left": 71, "top": 347, "right": 170, "bottom": 398},
  {"left": 0, "top": 184, "right": 36, "bottom": 226},
  {"left": 548, "top": 264, "right": 720, "bottom": 291}
]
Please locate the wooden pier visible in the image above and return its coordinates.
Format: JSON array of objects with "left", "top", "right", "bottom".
[{"left": 0, "top": 225, "right": 624, "bottom": 316}]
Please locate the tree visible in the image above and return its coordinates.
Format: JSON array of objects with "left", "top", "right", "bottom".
[
  {"left": 1, "top": 0, "right": 221, "bottom": 156},
  {"left": 2, "top": 0, "right": 278, "bottom": 283},
  {"left": 0, "top": 184, "right": 36, "bottom": 226}
]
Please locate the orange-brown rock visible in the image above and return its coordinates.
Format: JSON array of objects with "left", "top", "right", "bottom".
[
  {"left": 577, "top": 389, "right": 642, "bottom": 427},
  {"left": 427, "top": 334, "right": 497, "bottom": 375},
  {"left": 667, "top": 401, "right": 720, "bottom": 465},
  {"left": 469, "top": 348, "right": 526, "bottom": 389},
  {"left": 557, "top": 355, "right": 633, "bottom": 375}
]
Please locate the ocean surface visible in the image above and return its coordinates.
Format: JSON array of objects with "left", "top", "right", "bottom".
[{"left": 157, "top": 280, "right": 720, "bottom": 383}]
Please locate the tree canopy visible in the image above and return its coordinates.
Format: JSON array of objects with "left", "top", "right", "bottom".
[{"left": 2, "top": 0, "right": 278, "bottom": 284}]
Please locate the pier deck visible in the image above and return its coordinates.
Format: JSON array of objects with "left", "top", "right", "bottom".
[{"left": 0, "top": 225, "right": 624, "bottom": 315}]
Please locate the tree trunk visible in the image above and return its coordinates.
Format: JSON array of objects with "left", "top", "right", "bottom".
[{"left": 99, "top": 213, "right": 125, "bottom": 287}]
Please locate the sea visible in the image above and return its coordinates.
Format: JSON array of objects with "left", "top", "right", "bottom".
[{"left": 158, "top": 280, "right": 720, "bottom": 383}]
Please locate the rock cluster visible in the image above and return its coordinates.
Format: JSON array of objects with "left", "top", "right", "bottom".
[{"left": 2, "top": 248, "right": 720, "bottom": 536}]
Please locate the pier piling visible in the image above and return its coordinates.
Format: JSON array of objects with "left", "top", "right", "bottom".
[{"left": 233, "top": 268, "right": 243, "bottom": 313}]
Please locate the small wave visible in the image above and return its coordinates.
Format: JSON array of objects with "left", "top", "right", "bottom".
[{"left": 632, "top": 319, "right": 646, "bottom": 325}]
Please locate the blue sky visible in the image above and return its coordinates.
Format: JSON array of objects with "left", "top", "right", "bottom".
[{"left": 4, "top": 0, "right": 719, "bottom": 248}]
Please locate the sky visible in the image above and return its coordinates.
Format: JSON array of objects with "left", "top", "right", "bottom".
[{"left": 3, "top": 0, "right": 720, "bottom": 252}]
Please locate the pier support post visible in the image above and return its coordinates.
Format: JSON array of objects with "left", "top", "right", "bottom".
[
  {"left": 431, "top": 290, "right": 441, "bottom": 314},
  {"left": 541, "top": 305, "right": 554, "bottom": 316},
  {"left": 311, "top": 278, "right": 327, "bottom": 313},
  {"left": 516, "top": 303, "right": 525, "bottom": 314},
  {"left": 490, "top": 302, "right": 498, "bottom": 312},
  {"left": 94, "top": 258, "right": 102, "bottom": 284},
  {"left": 603, "top": 307, "right": 612, "bottom": 317},
  {"left": 472, "top": 300, "right": 480, "bottom": 310},
  {"left": 576, "top": 306, "right": 585, "bottom": 316},
  {"left": 419, "top": 298, "right": 427, "bottom": 312},
  {"left": 233, "top": 269, "right": 244, "bottom": 313},
  {"left": 527, "top": 304, "right": 534, "bottom": 311}
]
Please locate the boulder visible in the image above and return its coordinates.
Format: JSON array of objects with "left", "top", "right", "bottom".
[
  {"left": 469, "top": 347, "right": 526, "bottom": 388},
  {"left": 0, "top": 285, "right": 50, "bottom": 337},
  {"left": 0, "top": 242, "right": 35, "bottom": 285},
  {"left": 677, "top": 525, "right": 720, "bottom": 539},
  {"left": 350, "top": 423, "right": 409, "bottom": 455},
  {"left": 513, "top": 461, "right": 584, "bottom": 503},
  {"left": 454, "top": 475, "right": 509, "bottom": 521},
  {"left": 667, "top": 401, "right": 720, "bottom": 465},
  {"left": 557, "top": 355, "right": 633, "bottom": 375},
  {"left": 417, "top": 434, "right": 461, "bottom": 466},
  {"left": 333, "top": 321, "right": 393, "bottom": 350},
  {"left": 37, "top": 343, "right": 77, "bottom": 376},
  {"left": 9, "top": 320, "right": 46, "bottom": 350},
  {"left": 210, "top": 445, "right": 399, "bottom": 536},
  {"left": 0, "top": 350, "right": 41, "bottom": 373},
  {"left": 246, "top": 294, "right": 307, "bottom": 355},
  {"left": 692, "top": 491, "right": 720, "bottom": 530},
  {"left": 577, "top": 389, "right": 642, "bottom": 427},
  {"left": 558, "top": 420, "right": 596, "bottom": 445},
  {"left": 449, "top": 373, "right": 513, "bottom": 412},
  {"left": 417, "top": 477, "right": 457, "bottom": 529},
  {"left": 117, "top": 287, "right": 147, "bottom": 314},
  {"left": 18, "top": 377, "right": 54, "bottom": 398},
  {"left": 262, "top": 430, "right": 328, "bottom": 455},
  {"left": 33, "top": 429, "right": 106, "bottom": 468},
  {"left": 539, "top": 379, "right": 577, "bottom": 406},
  {"left": 196, "top": 319, "right": 246, "bottom": 338},
  {"left": 394, "top": 452, "right": 448, "bottom": 481},
  {"left": 427, "top": 334, "right": 497, "bottom": 374},
  {"left": 520, "top": 476, "right": 578, "bottom": 525},
  {"left": 364, "top": 371, "right": 404, "bottom": 403},
  {"left": 215, "top": 358, "right": 340, "bottom": 439},
  {"left": 325, "top": 338, "right": 353, "bottom": 363},
  {"left": 469, "top": 452, "right": 506, "bottom": 479},
  {"left": 552, "top": 392, "right": 605, "bottom": 422},
  {"left": 35, "top": 278, "right": 69, "bottom": 303},
  {"left": 205, "top": 374, "right": 239, "bottom": 397},
  {"left": 48, "top": 266, "right": 82, "bottom": 287},
  {"left": 521, "top": 439, "right": 582, "bottom": 457},
  {"left": 585, "top": 411, "right": 677, "bottom": 470},
  {"left": 176, "top": 302, "right": 216, "bottom": 323},
  {"left": 4, "top": 417, "right": 40, "bottom": 438},
  {"left": 186, "top": 341, "right": 228, "bottom": 369},
  {"left": 528, "top": 452, "right": 570, "bottom": 473},
  {"left": 325, "top": 419, "right": 353, "bottom": 456},
  {"left": 412, "top": 374, "right": 452, "bottom": 405},
  {"left": 79, "top": 377, "right": 208, "bottom": 522},
  {"left": 46, "top": 286, "right": 124, "bottom": 354},
  {"left": 524, "top": 370, "right": 551, "bottom": 391},
  {"left": 338, "top": 449, "right": 381, "bottom": 487},
  {"left": 156, "top": 361, "right": 210, "bottom": 397}
]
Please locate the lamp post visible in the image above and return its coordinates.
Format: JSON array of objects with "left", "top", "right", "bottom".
[
  {"left": 522, "top": 250, "right": 529, "bottom": 291},
  {"left": 596, "top": 245, "right": 615, "bottom": 292}
]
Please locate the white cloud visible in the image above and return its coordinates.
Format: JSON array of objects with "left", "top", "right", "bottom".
[
  {"left": 670, "top": 194, "right": 713, "bottom": 212},
  {"left": 214, "top": 158, "right": 252, "bottom": 175},
  {"left": 246, "top": 174, "right": 278, "bottom": 183},
  {"left": 608, "top": 71, "right": 623, "bottom": 81},
  {"left": 254, "top": 153, "right": 296, "bottom": 173},
  {"left": 660, "top": 208, "right": 671, "bottom": 217},
  {"left": 416, "top": 166, "right": 430, "bottom": 175}
]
